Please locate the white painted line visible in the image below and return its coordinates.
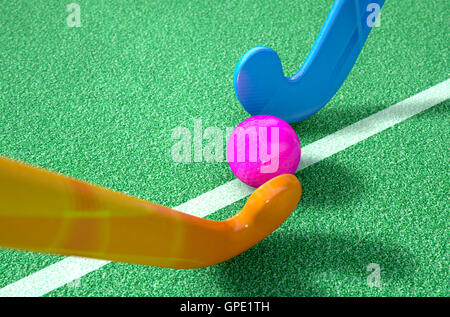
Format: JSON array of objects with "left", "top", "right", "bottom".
[
  {"left": 0, "top": 257, "right": 109, "bottom": 297},
  {"left": 298, "top": 79, "right": 450, "bottom": 171},
  {"left": 0, "top": 79, "right": 448, "bottom": 297},
  {"left": 176, "top": 179, "right": 253, "bottom": 218}
]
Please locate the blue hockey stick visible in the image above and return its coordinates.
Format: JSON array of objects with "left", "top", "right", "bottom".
[{"left": 233, "top": 0, "right": 386, "bottom": 123}]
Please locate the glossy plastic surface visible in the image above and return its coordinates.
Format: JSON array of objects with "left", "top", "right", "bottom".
[
  {"left": 234, "top": 0, "right": 386, "bottom": 123},
  {"left": 0, "top": 156, "right": 301, "bottom": 269}
]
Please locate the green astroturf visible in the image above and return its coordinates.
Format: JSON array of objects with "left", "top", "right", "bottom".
[
  {"left": 47, "top": 100, "right": 450, "bottom": 296},
  {"left": 0, "top": 0, "right": 448, "bottom": 296}
]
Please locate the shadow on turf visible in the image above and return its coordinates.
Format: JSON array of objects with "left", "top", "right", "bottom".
[
  {"left": 292, "top": 98, "right": 449, "bottom": 147},
  {"left": 211, "top": 231, "right": 415, "bottom": 296},
  {"left": 296, "top": 159, "right": 365, "bottom": 211},
  {"left": 209, "top": 161, "right": 415, "bottom": 296},
  {"left": 290, "top": 99, "right": 397, "bottom": 145},
  {"left": 210, "top": 158, "right": 364, "bottom": 221}
]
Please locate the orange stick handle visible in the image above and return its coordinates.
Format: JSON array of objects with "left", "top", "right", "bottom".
[{"left": 0, "top": 156, "right": 301, "bottom": 269}]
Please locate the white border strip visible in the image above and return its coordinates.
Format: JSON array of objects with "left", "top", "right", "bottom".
[
  {"left": 298, "top": 79, "right": 450, "bottom": 170},
  {"left": 0, "top": 79, "right": 448, "bottom": 297}
]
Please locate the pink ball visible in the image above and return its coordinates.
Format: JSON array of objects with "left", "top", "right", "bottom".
[{"left": 227, "top": 115, "right": 301, "bottom": 188}]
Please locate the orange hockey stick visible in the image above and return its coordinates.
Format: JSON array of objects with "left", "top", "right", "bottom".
[{"left": 0, "top": 156, "right": 301, "bottom": 269}]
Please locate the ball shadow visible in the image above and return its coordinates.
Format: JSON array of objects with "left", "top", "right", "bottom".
[
  {"left": 206, "top": 161, "right": 413, "bottom": 296},
  {"left": 296, "top": 159, "right": 364, "bottom": 211},
  {"left": 209, "top": 231, "right": 414, "bottom": 296}
]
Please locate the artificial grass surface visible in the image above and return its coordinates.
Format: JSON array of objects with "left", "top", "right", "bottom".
[
  {"left": 0, "top": 0, "right": 448, "bottom": 296},
  {"left": 47, "top": 100, "right": 449, "bottom": 296}
]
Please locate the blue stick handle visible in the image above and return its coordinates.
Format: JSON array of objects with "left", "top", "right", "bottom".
[{"left": 233, "top": 0, "right": 386, "bottom": 123}]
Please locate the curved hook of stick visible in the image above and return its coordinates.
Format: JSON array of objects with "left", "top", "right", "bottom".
[
  {"left": 234, "top": 0, "right": 386, "bottom": 123},
  {"left": 0, "top": 156, "right": 301, "bottom": 269}
]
